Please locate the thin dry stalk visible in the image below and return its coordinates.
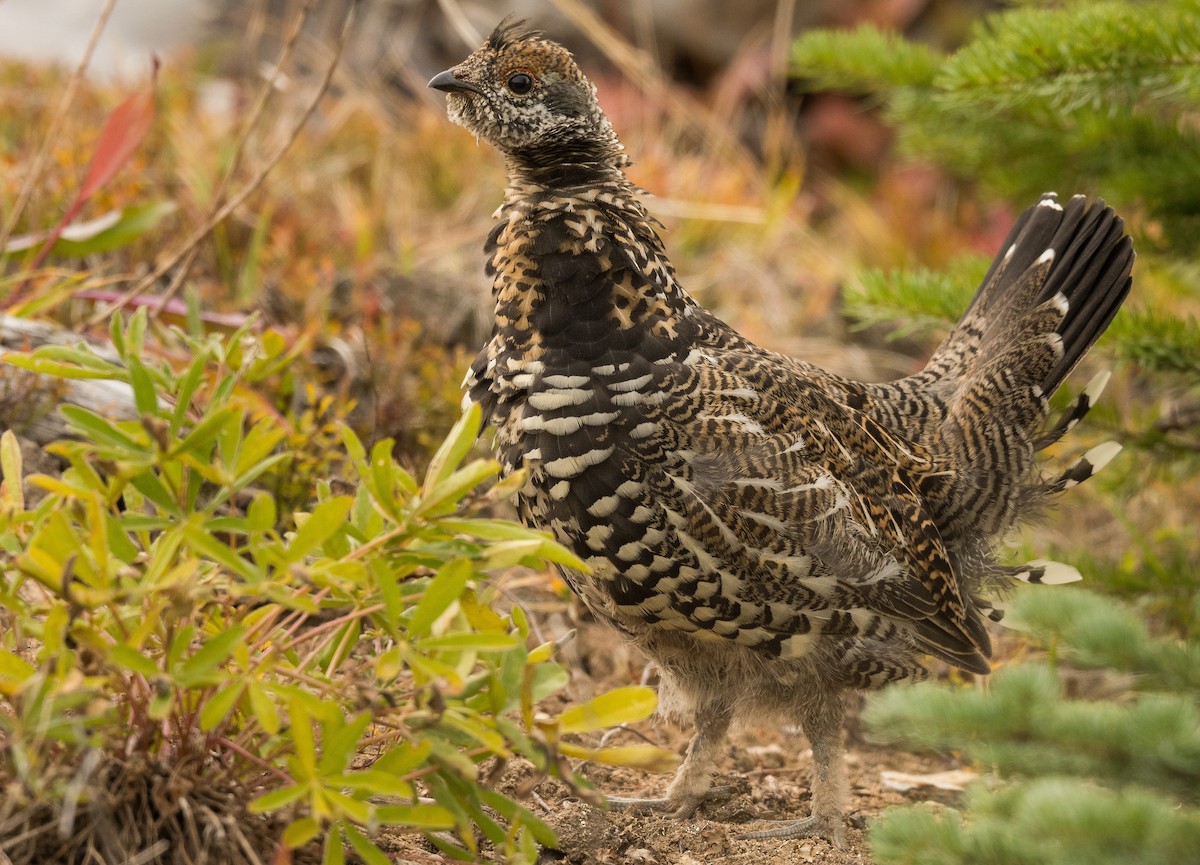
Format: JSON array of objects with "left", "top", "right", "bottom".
[
  {"left": 548, "top": 0, "right": 761, "bottom": 179},
  {"left": 763, "top": 0, "right": 802, "bottom": 171},
  {"left": 85, "top": 0, "right": 361, "bottom": 327},
  {"left": 144, "top": 0, "right": 319, "bottom": 324},
  {"left": 435, "top": 0, "right": 483, "bottom": 49},
  {"left": 0, "top": 0, "right": 119, "bottom": 256}
]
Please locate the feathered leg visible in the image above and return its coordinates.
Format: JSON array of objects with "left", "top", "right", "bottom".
[
  {"left": 739, "top": 689, "right": 849, "bottom": 847},
  {"left": 608, "top": 697, "right": 736, "bottom": 817}
]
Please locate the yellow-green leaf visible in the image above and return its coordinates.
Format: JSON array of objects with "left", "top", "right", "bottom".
[
  {"left": 286, "top": 496, "right": 353, "bottom": 563},
  {"left": 0, "top": 649, "right": 36, "bottom": 694},
  {"left": 418, "top": 460, "right": 501, "bottom": 517},
  {"left": 408, "top": 557, "right": 474, "bottom": 637},
  {"left": 423, "top": 404, "right": 483, "bottom": 495},
  {"left": 560, "top": 742, "right": 680, "bottom": 773},
  {"left": 417, "top": 632, "right": 520, "bottom": 653},
  {"left": 282, "top": 817, "right": 321, "bottom": 849},
  {"left": 478, "top": 539, "right": 545, "bottom": 570},
  {"left": 323, "top": 829, "right": 346, "bottom": 865},
  {"left": 1, "top": 429, "right": 24, "bottom": 512},
  {"left": 249, "top": 783, "right": 307, "bottom": 814},
  {"left": 374, "top": 803, "right": 456, "bottom": 829},
  {"left": 557, "top": 686, "right": 658, "bottom": 734},
  {"left": 374, "top": 646, "right": 403, "bottom": 681},
  {"left": 342, "top": 824, "right": 391, "bottom": 865},
  {"left": 198, "top": 680, "right": 245, "bottom": 731},
  {"left": 247, "top": 680, "right": 281, "bottom": 734},
  {"left": 177, "top": 624, "right": 246, "bottom": 686},
  {"left": 110, "top": 644, "right": 159, "bottom": 677}
]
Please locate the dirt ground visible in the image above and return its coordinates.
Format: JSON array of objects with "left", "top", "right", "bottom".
[
  {"left": 529, "top": 619, "right": 964, "bottom": 865},
  {"left": 382, "top": 603, "right": 972, "bottom": 865},
  {"left": 534, "top": 722, "right": 958, "bottom": 865}
]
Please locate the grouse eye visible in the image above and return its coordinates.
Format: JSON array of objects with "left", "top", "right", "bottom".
[{"left": 507, "top": 72, "right": 533, "bottom": 94}]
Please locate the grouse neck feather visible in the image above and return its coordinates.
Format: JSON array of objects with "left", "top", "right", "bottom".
[
  {"left": 485, "top": 163, "right": 702, "bottom": 356},
  {"left": 466, "top": 161, "right": 712, "bottom": 486}
]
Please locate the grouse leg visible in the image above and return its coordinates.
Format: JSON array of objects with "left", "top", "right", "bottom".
[
  {"left": 738, "top": 691, "right": 849, "bottom": 847},
  {"left": 608, "top": 698, "right": 736, "bottom": 818}
]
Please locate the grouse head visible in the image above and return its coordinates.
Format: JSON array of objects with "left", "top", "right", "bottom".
[{"left": 429, "top": 18, "right": 626, "bottom": 176}]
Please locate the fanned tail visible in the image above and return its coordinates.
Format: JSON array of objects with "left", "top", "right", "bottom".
[{"left": 929, "top": 194, "right": 1134, "bottom": 542}]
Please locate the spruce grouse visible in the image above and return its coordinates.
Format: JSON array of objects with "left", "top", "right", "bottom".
[{"left": 430, "top": 20, "right": 1134, "bottom": 846}]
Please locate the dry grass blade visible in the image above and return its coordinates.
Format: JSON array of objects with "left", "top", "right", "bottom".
[
  {"left": 0, "top": 0, "right": 119, "bottom": 257},
  {"left": 84, "top": 0, "right": 361, "bottom": 327}
]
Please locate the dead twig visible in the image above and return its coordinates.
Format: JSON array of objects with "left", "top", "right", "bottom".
[{"left": 85, "top": 0, "right": 361, "bottom": 327}]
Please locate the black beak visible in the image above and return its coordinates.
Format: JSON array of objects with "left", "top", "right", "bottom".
[{"left": 429, "top": 69, "right": 482, "bottom": 95}]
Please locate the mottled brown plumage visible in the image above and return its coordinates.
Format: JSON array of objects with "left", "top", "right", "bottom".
[{"left": 430, "top": 19, "right": 1134, "bottom": 846}]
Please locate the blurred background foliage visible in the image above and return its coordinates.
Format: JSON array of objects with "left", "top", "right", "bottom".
[
  {"left": 794, "top": 1, "right": 1200, "bottom": 862},
  {"left": 0, "top": 0, "right": 1197, "bottom": 863}
]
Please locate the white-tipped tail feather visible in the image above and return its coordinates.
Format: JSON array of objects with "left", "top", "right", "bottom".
[
  {"left": 1083, "top": 369, "right": 1112, "bottom": 405},
  {"left": 1012, "top": 559, "right": 1083, "bottom": 585},
  {"left": 1083, "top": 441, "right": 1123, "bottom": 474}
]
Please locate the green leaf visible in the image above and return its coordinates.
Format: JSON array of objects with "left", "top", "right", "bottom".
[
  {"left": 22, "top": 345, "right": 122, "bottom": 373},
  {"left": 530, "top": 662, "right": 570, "bottom": 703},
  {"left": 130, "top": 472, "right": 182, "bottom": 517},
  {"left": 374, "top": 803, "right": 457, "bottom": 830},
  {"left": 289, "top": 697, "right": 317, "bottom": 778},
  {"left": 198, "top": 679, "right": 245, "bottom": 731},
  {"left": 478, "top": 788, "right": 557, "bottom": 846},
  {"left": 286, "top": 497, "right": 353, "bottom": 564},
  {"left": 60, "top": 406, "right": 146, "bottom": 453},
  {"left": 127, "top": 355, "right": 158, "bottom": 416},
  {"left": 417, "top": 632, "right": 521, "bottom": 652},
  {"left": 373, "top": 738, "right": 432, "bottom": 777},
  {"left": 477, "top": 538, "right": 546, "bottom": 570},
  {"left": 234, "top": 420, "right": 288, "bottom": 479},
  {"left": 1, "top": 352, "right": 118, "bottom": 380},
  {"left": 170, "top": 351, "right": 209, "bottom": 437},
  {"left": 126, "top": 308, "right": 147, "bottom": 357},
  {"left": 1, "top": 429, "right": 24, "bottom": 512},
  {"left": 424, "top": 404, "right": 483, "bottom": 495},
  {"left": 342, "top": 824, "right": 391, "bottom": 865},
  {"left": 792, "top": 24, "right": 941, "bottom": 91},
  {"left": 110, "top": 644, "right": 159, "bottom": 677},
  {"left": 436, "top": 517, "right": 550, "bottom": 542},
  {"left": 182, "top": 522, "right": 260, "bottom": 581},
  {"left": 334, "top": 768, "right": 414, "bottom": 798},
  {"left": 561, "top": 743, "right": 680, "bottom": 772},
  {"left": 408, "top": 558, "right": 474, "bottom": 637},
  {"left": 247, "top": 680, "right": 281, "bottom": 734},
  {"left": 249, "top": 783, "right": 307, "bottom": 814},
  {"left": 172, "top": 407, "right": 239, "bottom": 459},
  {"left": 558, "top": 686, "right": 659, "bottom": 734},
  {"left": 0, "top": 649, "right": 36, "bottom": 693},
  {"left": 176, "top": 624, "right": 246, "bottom": 685},
  {"left": 246, "top": 493, "right": 277, "bottom": 533},
  {"left": 323, "top": 829, "right": 346, "bottom": 865},
  {"left": 282, "top": 817, "right": 321, "bottom": 849},
  {"left": 317, "top": 710, "right": 373, "bottom": 777},
  {"left": 418, "top": 460, "right": 500, "bottom": 517}
]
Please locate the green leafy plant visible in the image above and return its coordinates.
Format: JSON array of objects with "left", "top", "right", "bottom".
[{"left": 0, "top": 310, "right": 676, "bottom": 864}]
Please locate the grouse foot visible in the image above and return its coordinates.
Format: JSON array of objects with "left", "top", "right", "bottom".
[
  {"left": 607, "top": 785, "right": 738, "bottom": 820},
  {"left": 737, "top": 811, "right": 847, "bottom": 848}
]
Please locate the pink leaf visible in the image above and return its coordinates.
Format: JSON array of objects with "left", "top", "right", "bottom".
[{"left": 77, "top": 66, "right": 158, "bottom": 202}]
